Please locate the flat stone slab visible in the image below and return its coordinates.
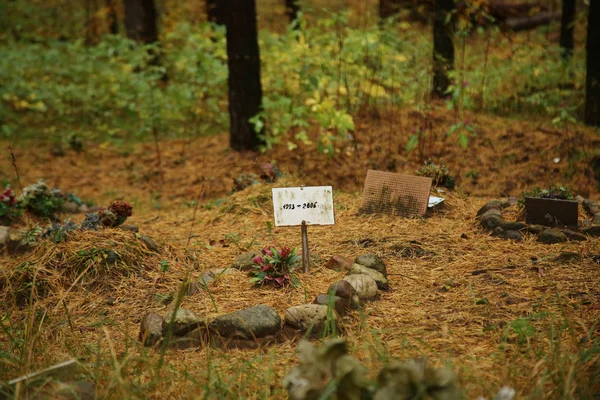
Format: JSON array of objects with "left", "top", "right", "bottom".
[
  {"left": 284, "top": 304, "right": 337, "bottom": 335},
  {"left": 354, "top": 253, "right": 387, "bottom": 277},
  {"left": 343, "top": 274, "right": 378, "bottom": 300},
  {"left": 209, "top": 305, "right": 281, "bottom": 340},
  {"left": 348, "top": 264, "right": 389, "bottom": 291},
  {"left": 163, "top": 308, "right": 205, "bottom": 337},
  {"left": 139, "top": 313, "right": 163, "bottom": 347}
]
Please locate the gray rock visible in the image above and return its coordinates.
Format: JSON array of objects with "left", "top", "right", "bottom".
[
  {"left": 348, "top": 263, "right": 389, "bottom": 291},
  {"left": 324, "top": 255, "right": 353, "bottom": 272},
  {"left": 593, "top": 213, "right": 600, "bottom": 225},
  {"left": 119, "top": 224, "right": 139, "bottom": 232},
  {"left": 552, "top": 252, "right": 582, "bottom": 263},
  {"left": 481, "top": 208, "right": 502, "bottom": 217},
  {"left": 575, "top": 195, "right": 585, "bottom": 204},
  {"left": 139, "top": 313, "right": 163, "bottom": 346},
  {"left": 284, "top": 304, "right": 337, "bottom": 334},
  {"left": 480, "top": 211, "right": 504, "bottom": 230},
  {"left": 583, "top": 226, "right": 600, "bottom": 237},
  {"left": 526, "top": 224, "right": 545, "bottom": 234},
  {"left": 163, "top": 308, "right": 205, "bottom": 337},
  {"left": 231, "top": 250, "right": 261, "bottom": 271},
  {"left": 503, "top": 230, "right": 524, "bottom": 241},
  {"left": 209, "top": 304, "right": 281, "bottom": 339},
  {"left": 169, "top": 327, "right": 207, "bottom": 350},
  {"left": 538, "top": 229, "right": 568, "bottom": 244},
  {"left": 562, "top": 230, "right": 587, "bottom": 242},
  {"left": 343, "top": 275, "right": 379, "bottom": 300},
  {"left": 476, "top": 200, "right": 505, "bottom": 217},
  {"left": 583, "top": 199, "right": 600, "bottom": 215},
  {"left": 500, "top": 221, "right": 528, "bottom": 231},
  {"left": 354, "top": 253, "right": 387, "bottom": 277},
  {"left": 313, "top": 294, "right": 350, "bottom": 316},
  {"left": 200, "top": 270, "right": 216, "bottom": 285},
  {"left": 139, "top": 235, "right": 159, "bottom": 253},
  {"left": 63, "top": 201, "right": 80, "bottom": 213},
  {"left": 187, "top": 271, "right": 216, "bottom": 295},
  {"left": 327, "top": 280, "right": 357, "bottom": 301},
  {"left": 0, "top": 226, "right": 9, "bottom": 246},
  {"left": 493, "top": 227, "right": 523, "bottom": 241}
]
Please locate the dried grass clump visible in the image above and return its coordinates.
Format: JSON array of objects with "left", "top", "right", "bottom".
[
  {"left": 206, "top": 175, "right": 304, "bottom": 219},
  {"left": 0, "top": 229, "right": 162, "bottom": 305}
]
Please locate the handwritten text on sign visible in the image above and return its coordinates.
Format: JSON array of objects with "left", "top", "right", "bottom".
[{"left": 272, "top": 186, "right": 335, "bottom": 227}]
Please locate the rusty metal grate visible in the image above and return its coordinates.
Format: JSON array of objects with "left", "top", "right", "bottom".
[{"left": 360, "top": 170, "right": 432, "bottom": 217}]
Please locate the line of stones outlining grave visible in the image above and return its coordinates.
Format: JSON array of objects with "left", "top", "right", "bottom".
[
  {"left": 139, "top": 198, "right": 600, "bottom": 348},
  {"left": 476, "top": 197, "right": 600, "bottom": 243},
  {"left": 138, "top": 253, "right": 389, "bottom": 350}
]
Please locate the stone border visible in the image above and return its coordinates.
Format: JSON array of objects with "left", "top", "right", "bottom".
[
  {"left": 476, "top": 197, "right": 600, "bottom": 243},
  {"left": 139, "top": 252, "right": 390, "bottom": 349}
]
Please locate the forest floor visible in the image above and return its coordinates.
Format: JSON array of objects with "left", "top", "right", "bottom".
[{"left": 0, "top": 104, "right": 599, "bottom": 399}]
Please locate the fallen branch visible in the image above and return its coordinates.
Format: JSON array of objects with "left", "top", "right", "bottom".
[
  {"left": 487, "top": 0, "right": 549, "bottom": 21},
  {"left": 503, "top": 11, "right": 561, "bottom": 31}
]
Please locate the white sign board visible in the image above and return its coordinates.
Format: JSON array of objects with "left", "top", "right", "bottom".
[{"left": 272, "top": 186, "right": 335, "bottom": 227}]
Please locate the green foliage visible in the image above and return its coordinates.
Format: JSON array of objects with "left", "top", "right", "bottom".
[
  {"left": 249, "top": 246, "right": 299, "bottom": 287},
  {"left": 160, "top": 259, "right": 169, "bottom": 273},
  {"left": 416, "top": 159, "right": 456, "bottom": 189},
  {"left": 522, "top": 185, "right": 574, "bottom": 201},
  {"left": 43, "top": 221, "right": 77, "bottom": 243},
  {"left": 21, "top": 180, "right": 64, "bottom": 219},
  {"left": 0, "top": 11, "right": 586, "bottom": 153},
  {"left": 447, "top": 120, "right": 477, "bottom": 150},
  {"left": 0, "top": 24, "right": 228, "bottom": 143}
]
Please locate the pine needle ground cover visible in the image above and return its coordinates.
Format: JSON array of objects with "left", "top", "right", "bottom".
[
  {"left": 0, "top": 130, "right": 598, "bottom": 398},
  {"left": 0, "top": 2, "right": 598, "bottom": 398}
]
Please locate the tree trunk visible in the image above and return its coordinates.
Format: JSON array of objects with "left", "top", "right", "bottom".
[
  {"left": 585, "top": 0, "right": 600, "bottom": 126},
  {"left": 124, "top": 0, "right": 158, "bottom": 44},
  {"left": 85, "top": 0, "right": 99, "bottom": 45},
  {"left": 106, "top": 0, "right": 119, "bottom": 34},
  {"left": 285, "top": 0, "right": 301, "bottom": 26},
  {"left": 432, "top": 0, "right": 455, "bottom": 98},
  {"left": 379, "top": 0, "right": 402, "bottom": 20},
  {"left": 224, "top": 0, "right": 264, "bottom": 151},
  {"left": 560, "top": 0, "right": 576, "bottom": 60},
  {"left": 206, "top": 0, "right": 225, "bottom": 25},
  {"left": 124, "top": 0, "right": 166, "bottom": 80}
]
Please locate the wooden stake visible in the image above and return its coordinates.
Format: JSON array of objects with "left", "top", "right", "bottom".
[{"left": 301, "top": 221, "right": 309, "bottom": 272}]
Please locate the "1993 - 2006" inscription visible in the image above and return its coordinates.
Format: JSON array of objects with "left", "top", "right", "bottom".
[{"left": 282, "top": 202, "right": 318, "bottom": 210}]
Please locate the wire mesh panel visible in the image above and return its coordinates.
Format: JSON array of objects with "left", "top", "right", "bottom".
[{"left": 360, "top": 170, "right": 432, "bottom": 217}]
